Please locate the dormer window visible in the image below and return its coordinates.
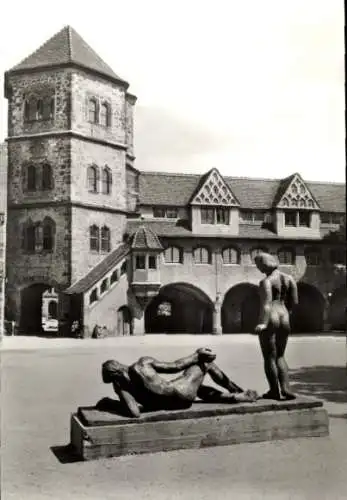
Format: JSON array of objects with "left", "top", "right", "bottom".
[
  {"left": 153, "top": 207, "right": 178, "bottom": 218},
  {"left": 284, "top": 210, "right": 311, "bottom": 228},
  {"left": 201, "top": 207, "right": 229, "bottom": 225}
]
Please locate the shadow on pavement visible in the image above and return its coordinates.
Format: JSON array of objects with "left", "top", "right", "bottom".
[
  {"left": 51, "top": 445, "right": 83, "bottom": 464},
  {"left": 289, "top": 365, "right": 347, "bottom": 407}
]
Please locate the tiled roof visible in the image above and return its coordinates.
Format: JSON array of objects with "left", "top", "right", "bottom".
[
  {"left": 64, "top": 242, "right": 130, "bottom": 295},
  {"left": 138, "top": 171, "right": 345, "bottom": 212},
  {"left": 126, "top": 220, "right": 294, "bottom": 240},
  {"left": 131, "top": 225, "right": 163, "bottom": 250},
  {"left": 8, "top": 26, "right": 127, "bottom": 85}
]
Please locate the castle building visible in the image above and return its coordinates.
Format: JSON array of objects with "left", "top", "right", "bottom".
[
  {"left": 0, "top": 142, "right": 7, "bottom": 338},
  {"left": 4, "top": 26, "right": 346, "bottom": 337}
]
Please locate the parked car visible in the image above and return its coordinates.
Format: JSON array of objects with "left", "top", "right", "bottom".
[{"left": 42, "top": 318, "right": 58, "bottom": 332}]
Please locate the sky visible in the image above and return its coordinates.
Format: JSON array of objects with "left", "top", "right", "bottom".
[{"left": 0, "top": 0, "right": 345, "bottom": 182}]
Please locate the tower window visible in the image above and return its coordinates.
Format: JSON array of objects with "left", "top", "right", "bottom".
[
  {"left": 37, "top": 99, "right": 44, "bottom": 120},
  {"left": 87, "top": 165, "right": 99, "bottom": 193},
  {"left": 42, "top": 217, "right": 55, "bottom": 251},
  {"left": 89, "top": 225, "right": 100, "bottom": 251},
  {"left": 42, "top": 163, "right": 53, "bottom": 190},
  {"left": 21, "top": 221, "right": 36, "bottom": 252},
  {"left": 88, "top": 98, "right": 98, "bottom": 123},
  {"left": 101, "top": 226, "right": 111, "bottom": 253},
  {"left": 100, "top": 102, "right": 111, "bottom": 127},
  {"left": 27, "top": 164, "right": 37, "bottom": 191},
  {"left": 102, "top": 167, "right": 112, "bottom": 194}
]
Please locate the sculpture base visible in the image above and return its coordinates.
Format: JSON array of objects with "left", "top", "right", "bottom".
[{"left": 70, "top": 397, "right": 329, "bottom": 461}]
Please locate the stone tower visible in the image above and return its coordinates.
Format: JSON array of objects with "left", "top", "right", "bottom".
[{"left": 4, "top": 26, "right": 136, "bottom": 333}]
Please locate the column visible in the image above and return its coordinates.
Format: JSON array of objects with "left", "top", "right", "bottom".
[{"left": 212, "top": 293, "right": 222, "bottom": 335}]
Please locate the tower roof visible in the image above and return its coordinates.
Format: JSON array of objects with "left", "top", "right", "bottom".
[
  {"left": 7, "top": 25, "right": 128, "bottom": 87},
  {"left": 131, "top": 226, "right": 163, "bottom": 251}
]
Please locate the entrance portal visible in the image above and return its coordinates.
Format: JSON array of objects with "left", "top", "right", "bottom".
[
  {"left": 145, "top": 283, "right": 213, "bottom": 333},
  {"left": 117, "top": 306, "right": 132, "bottom": 336},
  {"left": 291, "top": 282, "right": 325, "bottom": 333},
  {"left": 20, "top": 284, "right": 57, "bottom": 335},
  {"left": 222, "top": 283, "right": 260, "bottom": 333},
  {"left": 328, "top": 285, "right": 347, "bottom": 330}
]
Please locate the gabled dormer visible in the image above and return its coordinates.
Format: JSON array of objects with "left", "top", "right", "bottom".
[
  {"left": 189, "top": 168, "right": 240, "bottom": 234},
  {"left": 273, "top": 173, "right": 321, "bottom": 238}
]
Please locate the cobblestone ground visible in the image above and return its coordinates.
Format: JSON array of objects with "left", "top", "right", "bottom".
[{"left": 1, "top": 335, "right": 346, "bottom": 500}]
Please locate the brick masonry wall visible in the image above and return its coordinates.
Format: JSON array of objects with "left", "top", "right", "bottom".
[
  {"left": 125, "top": 166, "right": 138, "bottom": 212},
  {"left": 7, "top": 137, "right": 71, "bottom": 204},
  {"left": 6, "top": 205, "right": 71, "bottom": 288},
  {"left": 70, "top": 206, "right": 127, "bottom": 283},
  {"left": 70, "top": 138, "right": 126, "bottom": 209},
  {"left": 125, "top": 95, "right": 135, "bottom": 157},
  {"left": 6, "top": 70, "right": 71, "bottom": 137},
  {"left": 71, "top": 71, "right": 126, "bottom": 144}
]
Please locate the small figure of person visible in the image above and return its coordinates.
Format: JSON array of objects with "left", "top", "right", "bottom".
[
  {"left": 254, "top": 252, "right": 299, "bottom": 400},
  {"left": 102, "top": 348, "right": 258, "bottom": 418}
]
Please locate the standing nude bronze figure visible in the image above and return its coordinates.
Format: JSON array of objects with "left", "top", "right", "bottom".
[
  {"left": 102, "top": 348, "right": 258, "bottom": 418},
  {"left": 254, "top": 252, "right": 299, "bottom": 400}
]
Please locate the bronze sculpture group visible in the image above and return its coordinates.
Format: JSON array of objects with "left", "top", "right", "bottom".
[{"left": 101, "top": 252, "right": 299, "bottom": 418}]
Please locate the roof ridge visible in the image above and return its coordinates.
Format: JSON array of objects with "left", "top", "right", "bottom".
[
  {"left": 67, "top": 25, "right": 72, "bottom": 60},
  {"left": 139, "top": 170, "right": 345, "bottom": 185}
]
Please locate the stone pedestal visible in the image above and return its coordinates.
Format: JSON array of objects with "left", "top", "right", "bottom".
[{"left": 70, "top": 397, "right": 329, "bottom": 461}]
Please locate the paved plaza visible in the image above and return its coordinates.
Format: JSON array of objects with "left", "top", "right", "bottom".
[{"left": 1, "top": 334, "right": 347, "bottom": 499}]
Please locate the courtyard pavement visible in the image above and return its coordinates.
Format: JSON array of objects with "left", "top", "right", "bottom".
[{"left": 1, "top": 334, "right": 346, "bottom": 500}]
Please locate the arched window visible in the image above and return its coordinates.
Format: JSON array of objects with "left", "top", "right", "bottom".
[
  {"left": 250, "top": 247, "right": 268, "bottom": 262},
  {"left": 100, "top": 278, "right": 109, "bottom": 294},
  {"left": 222, "top": 247, "right": 240, "bottom": 265},
  {"left": 101, "top": 167, "right": 112, "bottom": 194},
  {"left": 42, "top": 163, "right": 53, "bottom": 190},
  {"left": 87, "top": 165, "right": 99, "bottom": 193},
  {"left": 101, "top": 226, "right": 111, "bottom": 252},
  {"left": 278, "top": 247, "right": 295, "bottom": 265},
  {"left": 110, "top": 269, "right": 119, "bottom": 284},
  {"left": 88, "top": 98, "right": 98, "bottom": 123},
  {"left": 193, "top": 247, "right": 211, "bottom": 264},
  {"left": 27, "top": 164, "right": 37, "bottom": 191},
  {"left": 37, "top": 99, "right": 44, "bottom": 120},
  {"left": 305, "top": 247, "right": 321, "bottom": 266},
  {"left": 48, "top": 301, "right": 58, "bottom": 319},
  {"left": 90, "top": 288, "right": 98, "bottom": 304},
  {"left": 24, "top": 100, "right": 30, "bottom": 121},
  {"left": 164, "top": 246, "right": 183, "bottom": 264},
  {"left": 100, "top": 102, "right": 110, "bottom": 127},
  {"left": 121, "top": 261, "right": 127, "bottom": 275},
  {"left": 42, "top": 217, "right": 55, "bottom": 251},
  {"left": 21, "top": 220, "right": 36, "bottom": 252},
  {"left": 90, "top": 225, "right": 100, "bottom": 251}
]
